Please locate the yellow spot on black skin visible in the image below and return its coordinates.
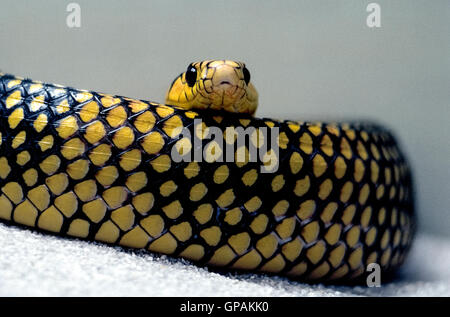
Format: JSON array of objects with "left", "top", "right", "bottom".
[
  {"left": 16, "top": 151, "right": 31, "bottom": 166},
  {"left": 244, "top": 196, "right": 262, "bottom": 212},
  {"left": 325, "top": 224, "right": 342, "bottom": 245},
  {"left": 183, "top": 162, "right": 199, "bottom": 178},
  {"left": 0, "top": 157, "right": 12, "bottom": 179},
  {"left": 299, "top": 133, "right": 313, "bottom": 155},
  {"left": 241, "top": 169, "right": 258, "bottom": 186},
  {"left": 193, "top": 204, "right": 213, "bottom": 224},
  {"left": 302, "top": 221, "right": 320, "bottom": 244},
  {"left": 56, "top": 99, "right": 70, "bottom": 114},
  {"left": 45, "top": 173, "right": 69, "bottom": 195},
  {"left": 208, "top": 245, "right": 236, "bottom": 267},
  {"left": 120, "top": 226, "right": 150, "bottom": 249},
  {"left": 200, "top": 226, "right": 222, "bottom": 246},
  {"left": 27, "top": 185, "right": 50, "bottom": 211},
  {"left": 216, "top": 189, "right": 235, "bottom": 208},
  {"left": 79, "top": 101, "right": 99, "bottom": 122},
  {"left": 141, "top": 214, "right": 164, "bottom": 238},
  {"left": 74, "top": 91, "right": 93, "bottom": 103},
  {"left": 13, "top": 199, "right": 38, "bottom": 227},
  {"left": 40, "top": 155, "right": 61, "bottom": 175},
  {"left": 12, "top": 130, "right": 26, "bottom": 149},
  {"left": 272, "top": 200, "right": 289, "bottom": 218},
  {"left": 89, "top": 144, "right": 112, "bottom": 166},
  {"left": 294, "top": 175, "right": 310, "bottom": 196},
  {"left": 313, "top": 154, "right": 327, "bottom": 177},
  {"left": 95, "top": 220, "right": 120, "bottom": 244},
  {"left": 271, "top": 174, "right": 285, "bottom": 192},
  {"left": 6, "top": 90, "right": 22, "bottom": 108},
  {"left": 256, "top": 234, "right": 278, "bottom": 259},
  {"left": 100, "top": 96, "right": 121, "bottom": 108},
  {"left": 162, "top": 200, "right": 183, "bottom": 219},
  {"left": 224, "top": 207, "right": 242, "bottom": 225},
  {"left": 282, "top": 237, "right": 303, "bottom": 262},
  {"left": 276, "top": 217, "right": 296, "bottom": 240},
  {"left": 106, "top": 106, "right": 127, "bottom": 128},
  {"left": 111, "top": 205, "right": 135, "bottom": 231},
  {"left": 67, "top": 159, "right": 90, "bottom": 180},
  {"left": 56, "top": 116, "right": 78, "bottom": 139},
  {"left": 296, "top": 200, "right": 316, "bottom": 220},
  {"left": 38, "top": 206, "right": 64, "bottom": 233},
  {"left": 2, "top": 182, "right": 24, "bottom": 204},
  {"left": 189, "top": 182, "right": 207, "bottom": 201},
  {"left": 342, "top": 205, "right": 356, "bottom": 225},
  {"left": 74, "top": 180, "right": 97, "bottom": 202},
  {"left": 288, "top": 262, "right": 308, "bottom": 277},
  {"left": 126, "top": 172, "right": 147, "bottom": 192},
  {"left": 102, "top": 186, "right": 128, "bottom": 209},
  {"left": 232, "top": 249, "right": 262, "bottom": 270},
  {"left": 82, "top": 198, "right": 107, "bottom": 223},
  {"left": 61, "top": 138, "right": 85, "bottom": 160},
  {"left": 134, "top": 111, "right": 155, "bottom": 133},
  {"left": 250, "top": 214, "right": 269, "bottom": 234},
  {"left": 38, "top": 135, "right": 54, "bottom": 152},
  {"left": 55, "top": 192, "right": 78, "bottom": 217},
  {"left": 213, "top": 165, "right": 229, "bottom": 184},
  {"left": 0, "top": 194, "right": 14, "bottom": 220},
  {"left": 228, "top": 232, "right": 251, "bottom": 255},
  {"left": 95, "top": 166, "right": 119, "bottom": 186},
  {"left": 160, "top": 180, "right": 178, "bottom": 197},
  {"left": 113, "top": 126, "right": 135, "bottom": 149},
  {"left": 334, "top": 156, "right": 347, "bottom": 179},
  {"left": 150, "top": 154, "right": 171, "bottom": 173},
  {"left": 320, "top": 202, "right": 338, "bottom": 224},
  {"left": 306, "top": 241, "right": 326, "bottom": 264},
  {"left": 179, "top": 244, "right": 205, "bottom": 261},
  {"left": 348, "top": 246, "right": 363, "bottom": 270},
  {"left": 84, "top": 121, "right": 106, "bottom": 144},
  {"left": 30, "top": 95, "right": 45, "bottom": 112},
  {"left": 22, "top": 168, "right": 38, "bottom": 187},
  {"left": 170, "top": 222, "right": 192, "bottom": 242},
  {"left": 149, "top": 233, "right": 177, "bottom": 255},
  {"left": 7, "top": 79, "right": 22, "bottom": 88},
  {"left": 8, "top": 107, "right": 24, "bottom": 129},
  {"left": 308, "top": 262, "right": 330, "bottom": 280},
  {"left": 141, "top": 131, "right": 164, "bottom": 154},
  {"left": 132, "top": 192, "right": 154, "bottom": 215}
]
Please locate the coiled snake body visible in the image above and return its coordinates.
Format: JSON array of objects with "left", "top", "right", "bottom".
[{"left": 0, "top": 60, "right": 414, "bottom": 282}]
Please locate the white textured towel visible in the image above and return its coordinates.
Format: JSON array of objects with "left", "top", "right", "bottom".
[{"left": 0, "top": 223, "right": 448, "bottom": 297}]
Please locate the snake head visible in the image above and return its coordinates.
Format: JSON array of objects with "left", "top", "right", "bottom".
[{"left": 165, "top": 60, "right": 259, "bottom": 115}]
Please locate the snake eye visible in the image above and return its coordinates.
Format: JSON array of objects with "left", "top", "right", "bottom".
[
  {"left": 243, "top": 66, "right": 251, "bottom": 85},
  {"left": 185, "top": 64, "right": 197, "bottom": 87}
]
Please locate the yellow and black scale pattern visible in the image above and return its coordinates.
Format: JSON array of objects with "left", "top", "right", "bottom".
[{"left": 0, "top": 73, "right": 414, "bottom": 282}]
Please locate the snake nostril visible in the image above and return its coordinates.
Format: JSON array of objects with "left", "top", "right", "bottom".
[{"left": 220, "top": 81, "right": 231, "bottom": 85}]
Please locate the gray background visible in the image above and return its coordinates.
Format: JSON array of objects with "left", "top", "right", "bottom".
[{"left": 0, "top": 0, "right": 449, "bottom": 236}]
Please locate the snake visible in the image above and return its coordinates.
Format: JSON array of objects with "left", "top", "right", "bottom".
[{"left": 0, "top": 60, "right": 414, "bottom": 282}]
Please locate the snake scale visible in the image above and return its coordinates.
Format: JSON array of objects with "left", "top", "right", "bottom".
[{"left": 0, "top": 60, "right": 414, "bottom": 282}]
